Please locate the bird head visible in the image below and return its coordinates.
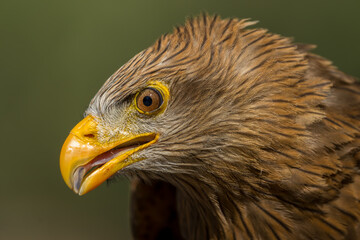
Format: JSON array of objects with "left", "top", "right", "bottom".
[
  {"left": 60, "top": 15, "right": 330, "bottom": 205},
  {"left": 58, "top": 13, "right": 360, "bottom": 240}
]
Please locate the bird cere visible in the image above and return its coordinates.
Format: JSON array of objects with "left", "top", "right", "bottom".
[{"left": 60, "top": 15, "right": 360, "bottom": 239}]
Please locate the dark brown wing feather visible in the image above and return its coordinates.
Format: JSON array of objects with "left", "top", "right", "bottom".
[{"left": 130, "top": 179, "right": 182, "bottom": 240}]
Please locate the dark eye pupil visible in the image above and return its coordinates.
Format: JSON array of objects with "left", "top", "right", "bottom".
[{"left": 143, "top": 96, "right": 152, "bottom": 106}]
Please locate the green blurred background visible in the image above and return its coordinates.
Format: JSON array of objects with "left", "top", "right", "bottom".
[{"left": 1, "top": 0, "right": 359, "bottom": 239}]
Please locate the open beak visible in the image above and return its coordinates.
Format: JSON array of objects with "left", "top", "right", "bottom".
[{"left": 60, "top": 115, "right": 158, "bottom": 195}]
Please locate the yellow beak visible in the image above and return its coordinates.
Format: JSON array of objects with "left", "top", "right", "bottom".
[{"left": 60, "top": 115, "right": 158, "bottom": 195}]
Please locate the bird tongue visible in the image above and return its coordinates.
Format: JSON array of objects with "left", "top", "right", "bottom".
[{"left": 86, "top": 146, "right": 133, "bottom": 171}]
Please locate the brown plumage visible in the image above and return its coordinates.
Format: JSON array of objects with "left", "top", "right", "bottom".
[{"left": 85, "top": 15, "right": 360, "bottom": 239}]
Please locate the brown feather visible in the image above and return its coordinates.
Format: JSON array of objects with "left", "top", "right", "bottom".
[{"left": 86, "top": 15, "right": 360, "bottom": 239}]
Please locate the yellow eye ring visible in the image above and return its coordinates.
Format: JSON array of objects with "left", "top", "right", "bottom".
[{"left": 134, "top": 81, "right": 169, "bottom": 115}]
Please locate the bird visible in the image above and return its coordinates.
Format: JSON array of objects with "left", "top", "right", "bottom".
[{"left": 60, "top": 15, "right": 360, "bottom": 239}]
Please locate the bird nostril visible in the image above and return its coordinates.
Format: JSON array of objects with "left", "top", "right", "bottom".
[{"left": 84, "top": 134, "right": 95, "bottom": 138}]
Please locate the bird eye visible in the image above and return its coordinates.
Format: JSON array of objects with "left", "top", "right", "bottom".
[{"left": 136, "top": 88, "right": 163, "bottom": 113}]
